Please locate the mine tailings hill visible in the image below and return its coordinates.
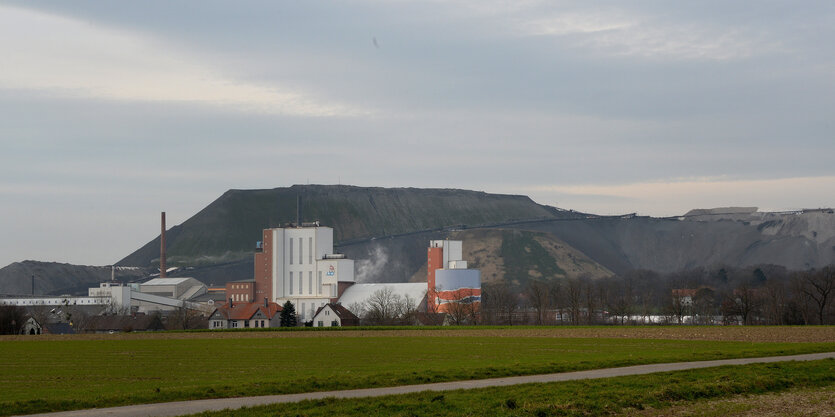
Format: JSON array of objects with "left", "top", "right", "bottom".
[
  {"left": 0, "top": 261, "right": 147, "bottom": 296},
  {"left": 117, "top": 185, "right": 573, "bottom": 269},
  {"left": 6, "top": 186, "right": 833, "bottom": 295}
]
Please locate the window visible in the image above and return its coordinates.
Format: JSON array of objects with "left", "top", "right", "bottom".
[
  {"left": 261, "top": 320, "right": 265, "bottom": 327},
  {"left": 244, "top": 320, "right": 250, "bottom": 328},
  {"left": 301, "top": 302, "right": 306, "bottom": 318},
  {"left": 331, "top": 320, "right": 339, "bottom": 327},
  {"left": 231, "top": 321, "right": 238, "bottom": 328},
  {"left": 299, "top": 274, "right": 303, "bottom": 295},
  {"left": 299, "top": 237, "right": 303, "bottom": 264},
  {"left": 289, "top": 272, "right": 293, "bottom": 294},
  {"left": 318, "top": 321, "right": 324, "bottom": 327},
  {"left": 318, "top": 271, "right": 322, "bottom": 295},
  {"left": 309, "top": 237, "right": 313, "bottom": 264},
  {"left": 308, "top": 271, "right": 313, "bottom": 295},
  {"left": 289, "top": 238, "right": 293, "bottom": 264}
]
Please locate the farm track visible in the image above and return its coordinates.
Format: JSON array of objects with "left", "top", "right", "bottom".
[{"left": 4, "top": 326, "right": 835, "bottom": 343}]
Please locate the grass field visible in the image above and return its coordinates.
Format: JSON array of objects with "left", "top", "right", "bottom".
[
  {"left": 189, "top": 359, "right": 835, "bottom": 416},
  {"left": 1, "top": 326, "right": 834, "bottom": 415}
]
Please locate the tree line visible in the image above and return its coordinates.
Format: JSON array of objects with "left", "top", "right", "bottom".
[{"left": 481, "top": 264, "right": 835, "bottom": 325}]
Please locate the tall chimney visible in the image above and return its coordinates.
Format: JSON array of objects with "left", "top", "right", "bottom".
[{"left": 160, "top": 212, "right": 167, "bottom": 278}]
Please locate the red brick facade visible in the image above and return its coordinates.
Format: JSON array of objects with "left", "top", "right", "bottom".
[
  {"left": 254, "top": 229, "right": 273, "bottom": 301},
  {"left": 226, "top": 281, "right": 255, "bottom": 303},
  {"left": 426, "top": 246, "right": 443, "bottom": 311}
]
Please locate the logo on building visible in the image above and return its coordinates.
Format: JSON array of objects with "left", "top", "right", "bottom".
[{"left": 326, "top": 265, "right": 335, "bottom": 276}]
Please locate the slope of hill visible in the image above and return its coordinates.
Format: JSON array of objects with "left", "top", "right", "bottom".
[
  {"left": 118, "top": 185, "right": 570, "bottom": 268},
  {"left": 518, "top": 210, "right": 835, "bottom": 273},
  {"left": 0, "top": 261, "right": 147, "bottom": 296},
  {"left": 405, "top": 229, "right": 612, "bottom": 287},
  {"left": 2, "top": 185, "right": 833, "bottom": 296}
]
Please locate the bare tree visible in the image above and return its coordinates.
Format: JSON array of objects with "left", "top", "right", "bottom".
[
  {"left": 482, "top": 282, "right": 517, "bottom": 325},
  {"left": 733, "top": 284, "right": 763, "bottom": 325},
  {"left": 798, "top": 266, "right": 835, "bottom": 325},
  {"left": 548, "top": 279, "right": 562, "bottom": 324},
  {"left": 169, "top": 306, "right": 206, "bottom": 330},
  {"left": 525, "top": 280, "right": 550, "bottom": 325},
  {"left": 564, "top": 278, "right": 582, "bottom": 325},
  {"left": 692, "top": 287, "right": 717, "bottom": 324},
  {"left": 364, "top": 287, "right": 403, "bottom": 325},
  {"left": 606, "top": 277, "right": 631, "bottom": 325},
  {"left": 0, "top": 305, "right": 25, "bottom": 334},
  {"left": 444, "top": 289, "right": 479, "bottom": 325}
]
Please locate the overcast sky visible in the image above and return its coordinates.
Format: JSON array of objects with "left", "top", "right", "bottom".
[{"left": 1, "top": 1, "right": 834, "bottom": 267}]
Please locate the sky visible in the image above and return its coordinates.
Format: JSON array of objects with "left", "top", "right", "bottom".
[{"left": 1, "top": 1, "right": 834, "bottom": 267}]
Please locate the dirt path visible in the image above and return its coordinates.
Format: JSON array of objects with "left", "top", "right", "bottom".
[{"left": 19, "top": 352, "right": 835, "bottom": 417}]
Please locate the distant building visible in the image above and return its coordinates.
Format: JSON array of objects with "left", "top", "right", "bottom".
[
  {"left": 20, "top": 317, "right": 42, "bottom": 335},
  {"left": 208, "top": 300, "right": 282, "bottom": 329},
  {"left": 311, "top": 303, "right": 359, "bottom": 327},
  {"left": 140, "top": 277, "right": 207, "bottom": 301},
  {"left": 253, "top": 223, "right": 354, "bottom": 322},
  {"left": 427, "top": 240, "right": 481, "bottom": 314}
]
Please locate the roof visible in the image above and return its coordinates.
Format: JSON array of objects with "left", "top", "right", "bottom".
[
  {"left": 314, "top": 303, "right": 359, "bottom": 321},
  {"left": 672, "top": 289, "right": 698, "bottom": 297},
  {"left": 337, "top": 283, "right": 427, "bottom": 308},
  {"left": 143, "top": 277, "right": 195, "bottom": 286},
  {"left": 85, "top": 315, "right": 165, "bottom": 332},
  {"left": 213, "top": 302, "right": 282, "bottom": 321},
  {"left": 43, "top": 322, "right": 74, "bottom": 334}
]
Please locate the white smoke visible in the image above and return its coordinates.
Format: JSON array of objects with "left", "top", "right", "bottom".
[{"left": 355, "top": 245, "right": 389, "bottom": 283}]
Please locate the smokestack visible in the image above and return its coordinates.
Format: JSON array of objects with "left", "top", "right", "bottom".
[{"left": 160, "top": 212, "right": 167, "bottom": 278}]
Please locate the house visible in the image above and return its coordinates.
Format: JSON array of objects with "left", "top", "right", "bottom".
[
  {"left": 209, "top": 301, "right": 282, "bottom": 329},
  {"left": 20, "top": 317, "right": 42, "bottom": 335},
  {"left": 311, "top": 303, "right": 359, "bottom": 327},
  {"left": 671, "top": 289, "right": 698, "bottom": 306}
]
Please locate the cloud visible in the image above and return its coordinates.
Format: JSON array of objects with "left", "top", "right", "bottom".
[
  {"left": 0, "top": 5, "right": 369, "bottom": 117},
  {"left": 431, "top": 0, "right": 782, "bottom": 60},
  {"left": 524, "top": 176, "right": 835, "bottom": 216}
]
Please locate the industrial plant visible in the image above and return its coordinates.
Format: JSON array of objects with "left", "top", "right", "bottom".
[{"left": 1, "top": 212, "right": 483, "bottom": 332}]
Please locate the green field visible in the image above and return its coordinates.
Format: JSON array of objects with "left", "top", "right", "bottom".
[
  {"left": 2, "top": 329, "right": 834, "bottom": 415},
  {"left": 191, "top": 359, "right": 835, "bottom": 416}
]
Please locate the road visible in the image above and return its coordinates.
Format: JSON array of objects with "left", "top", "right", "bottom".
[{"left": 20, "top": 352, "right": 835, "bottom": 417}]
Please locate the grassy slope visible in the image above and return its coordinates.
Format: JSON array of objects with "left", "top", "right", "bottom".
[
  {"left": 118, "top": 185, "right": 561, "bottom": 267},
  {"left": 2, "top": 331, "right": 834, "bottom": 415},
  {"left": 193, "top": 359, "right": 835, "bottom": 417},
  {"left": 408, "top": 229, "right": 613, "bottom": 286}
]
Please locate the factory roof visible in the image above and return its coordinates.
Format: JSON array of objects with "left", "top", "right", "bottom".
[
  {"left": 142, "top": 277, "right": 200, "bottom": 286},
  {"left": 143, "top": 278, "right": 190, "bottom": 286},
  {"left": 337, "top": 283, "right": 427, "bottom": 308}
]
